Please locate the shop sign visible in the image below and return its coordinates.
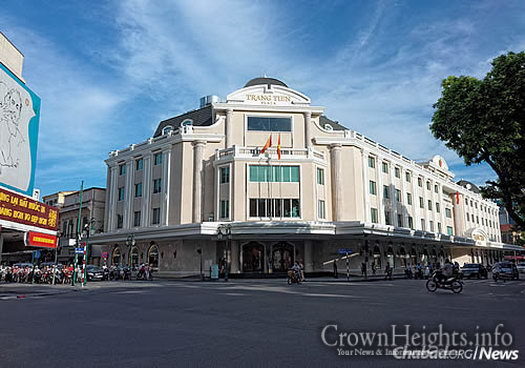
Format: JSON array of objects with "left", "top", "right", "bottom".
[
  {"left": 26, "top": 231, "right": 58, "bottom": 248},
  {"left": 0, "top": 187, "right": 59, "bottom": 230}
]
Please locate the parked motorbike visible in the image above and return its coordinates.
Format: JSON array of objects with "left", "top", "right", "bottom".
[{"left": 426, "top": 271, "right": 463, "bottom": 294}]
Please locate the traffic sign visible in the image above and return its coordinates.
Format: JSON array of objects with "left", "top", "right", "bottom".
[
  {"left": 338, "top": 248, "right": 353, "bottom": 255},
  {"left": 75, "top": 247, "right": 85, "bottom": 254}
]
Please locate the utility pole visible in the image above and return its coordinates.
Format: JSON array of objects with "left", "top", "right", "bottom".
[{"left": 73, "top": 181, "right": 84, "bottom": 286}]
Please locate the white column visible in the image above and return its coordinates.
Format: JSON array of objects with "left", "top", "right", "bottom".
[
  {"left": 362, "top": 150, "right": 370, "bottom": 222},
  {"left": 304, "top": 240, "right": 314, "bottom": 272},
  {"left": 124, "top": 161, "right": 134, "bottom": 229},
  {"left": 225, "top": 109, "right": 233, "bottom": 148},
  {"left": 304, "top": 111, "right": 312, "bottom": 148},
  {"left": 141, "top": 153, "right": 152, "bottom": 227},
  {"left": 330, "top": 143, "right": 343, "bottom": 221},
  {"left": 193, "top": 141, "right": 206, "bottom": 223},
  {"left": 230, "top": 240, "right": 239, "bottom": 273},
  {"left": 107, "top": 166, "right": 118, "bottom": 231},
  {"left": 161, "top": 148, "right": 172, "bottom": 225}
]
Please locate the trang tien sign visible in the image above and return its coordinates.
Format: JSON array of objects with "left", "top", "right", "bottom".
[{"left": 0, "top": 187, "right": 59, "bottom": 231}]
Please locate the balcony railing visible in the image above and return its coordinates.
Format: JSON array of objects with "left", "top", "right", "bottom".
[{"left": 216, "top": 146, "right": 325, "bottom": 161}]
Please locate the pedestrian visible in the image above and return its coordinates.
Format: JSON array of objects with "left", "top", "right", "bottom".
[
  {"left": 371, "top": 262, "right": 376, "bottom": 275},
  {"left": 361, "top": 262, "right": 367, "bottom": 278},
  {"left": 333, "top": 260, "right": 338, "bottom": 278},
  {"left": 384, "top": 263, "right": 392, "bottom": 280}
]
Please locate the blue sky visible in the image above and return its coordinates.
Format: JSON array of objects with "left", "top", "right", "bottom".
[{"left": 1, "top": 0, "right": 524, "bottom": 197}]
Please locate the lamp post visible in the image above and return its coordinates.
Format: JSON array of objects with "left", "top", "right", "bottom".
[
  {"left": 81, "top": 217, "right": 96, "bottom": 286},
  {"left": 52, "top": 231, "right": 62, "bottom": 285},
  {"left": 217, "top": 224, "right": 232, "bottom": 282},
  {"left": 197, "top": 248, "right": 203, "bottom": 280},
  {"left": 126, "top": 234, "right": 136, "bottom": 267}
]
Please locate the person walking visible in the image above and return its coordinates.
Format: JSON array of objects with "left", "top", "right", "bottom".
[
  {"left": 333, "top": 260, "right": 338, "bottom": 279},
  {"left": 384, "top": 263, "right": 392, "bottom": 280}
]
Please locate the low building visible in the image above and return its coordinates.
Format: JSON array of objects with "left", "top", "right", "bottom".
[
  {"left": 47, "top": 188, "right": 106, "bottom": 264},
  {"left": 91, "top": 77, "right": 523, "bottom": 276}
]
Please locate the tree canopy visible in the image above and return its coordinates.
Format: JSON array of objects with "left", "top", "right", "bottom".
[{"left": 431, "top": 51, "right": 525, "bottom": 230}]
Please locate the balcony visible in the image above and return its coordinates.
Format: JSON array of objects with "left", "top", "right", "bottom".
[{"left": 215, "top": 146, "right": 325, "bottom": 162}]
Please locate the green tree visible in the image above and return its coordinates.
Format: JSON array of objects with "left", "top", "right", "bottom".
[{"left": 431, "top": 51, "right": 525, "bottom": 230}]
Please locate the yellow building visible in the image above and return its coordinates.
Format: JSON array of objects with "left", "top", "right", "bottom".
[{"left": 92, "top": 78, "right": 522, "bottom": 276}]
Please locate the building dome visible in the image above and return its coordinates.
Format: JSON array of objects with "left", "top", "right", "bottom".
[
  {"left": 244, "top": 77, "right": 288, "bottom": 88},
  {"left": 457, "top": 180, "right": 481, "bottom": 194}
]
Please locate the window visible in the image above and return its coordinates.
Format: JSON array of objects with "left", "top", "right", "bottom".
[
  {"left": 418, "top": 177, "right": 422, "bottom": 187},
  {"left": 395, "top": 189, "right": 401, "bottom": 202},
  {"left": 133, "top": 211, "right": 141, "bottom": 227},
  {"left": 371, "top": 208, "right": 378, "bottom": 223},
  {"left": 153, "top": 178, "right": 162, "bottom": 194},
  {"left": 394, "top": 167, "right": 400, "bottom": 178},
  {"left": 466, "top": 213, "right": 470, "bottom": 222},
  {"left": 475, "top": 202, "right": 478, "bottom": 209},
  {"left": 317, "top": 168, "right": 325, "bottom": 185},
  {"left": 119, "top": 164, "right": 126, "bottom": 175},
  {"left": 383, "top": 185, "right": 390, "bottom": 199},
  {"left": 382, "top": 162, "right": 389, "bottom": 173},
  {"left": 318, "top": 200, "right": 326, "bottom": 219},
  {"left": 116, "top": 214, "right": 123, "bottom": 229},
  {"left": 118, "top": 187, "right": 125, "bottom": 201},
  {"left": 249, "top": 165, "right": 299, "bottom": 182},
  {"left": 249, "top": 198, "right": 300, "bottom": 218},
  {"left": 368, "top": 156, "right": 376, "bottom": 168},
  {"left": 434, "top": 184, "right": 439, "bottom": 193},
  {"left": 426, "top": 181, "right": 431, "bottom": 190},
  {"left": 152, "top": 208, "right": 161, "bottom": 225},
  {"left": 419, "top": 197, "right": 424, "bottom": 208},
  {"left": 428, "top": 200, "right": 432, "bottom": 210},
  {"left": 154, "top": 152, "right": 163, "bottom": 165},
  {"left": 407, "top": 192, "right": 412, "bottom": 205},
  {"left": 397, "top": 214, "right": 403, "bottom": 227},
  {"left": 385, "top": 210, "right": 392, "bottom": 225},
  {"left": 220, "top": 166, "right": 230, "bottom": 184},
  {"left": 430, "top": 221, "right": 434, "bottom": 232},
  {"left": 447, "top": 226, "right": 453, "bottom": 235},
  {"left": 408, "top": 216, "right": 414, "bottom": 229},
  {"left": 247, "top": 116, "right": 291, "bottom": 131},
  {"left": 436, "top": 203, "right": 440, "bottom": 213},
  {"left": 162, "top": 125, "right": 174, "bottom": 135},
  {"left": 220, "top": 200, "right": 229, "bottom": 219},
  {"left": 445, "top": 208, "right": 452, "bottom": 218},
  {"left": 369, "top": 180, "right": 377, "bottom": 195},
  {"left": 421, "top": 219, "right": 426, "bottom": 231},
  {"left": 476, "top": 215, "right": 479, "bottom": 224},
  {"left": 438, "top": 222, "right": 442, "bottom": 234},
  {"left": 135, "top": 183, "right": 143, "bottom": 198},
  {"left": 405, "top": 172, "right": 411, "bottom": 182},
  {"left": 136, "top": 158, "right": 144, "bottom": 171}
]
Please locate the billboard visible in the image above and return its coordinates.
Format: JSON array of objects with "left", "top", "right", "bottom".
[
  {"left": 0, "top": 62, "right": 40, "bottom": 196},
  {"left": 0, "top": 186, "right": 58, "bottom": 231}
]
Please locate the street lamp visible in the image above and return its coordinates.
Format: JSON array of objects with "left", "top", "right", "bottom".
[
  {"left": 81, "top": 217, "right": 97, "bottom": 286},
  {"left": 217, "top": 224, "right": 232, "bottom": 282},
  {"left": 126, "top": 234, "right": 136, "bottom": 267}
]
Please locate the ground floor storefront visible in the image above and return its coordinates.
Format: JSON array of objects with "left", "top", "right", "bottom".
[{"left": 90, "top": 221, "right": 522, "bottom": 277}]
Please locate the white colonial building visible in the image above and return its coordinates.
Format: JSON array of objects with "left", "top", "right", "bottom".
[{"left": 91, "top": 77, "right": 522, "bottom": 276}]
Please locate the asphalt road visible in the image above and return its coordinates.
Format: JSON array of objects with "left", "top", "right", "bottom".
[{"left": 1, "top": 278, "right": 524, "bottom": 368}]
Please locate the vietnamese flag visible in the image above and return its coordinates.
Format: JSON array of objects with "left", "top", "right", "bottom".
[
  {"left": 277, "top": 134, "right": 282, "bottom": 160},
  {"left": 260, "top": 134, "right": 272, "bottom": 154},
  {"left": 455, "top": 192, "right": 460, "bottom": 204}
]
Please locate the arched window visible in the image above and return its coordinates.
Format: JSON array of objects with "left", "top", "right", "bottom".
[
  {"left": 148, "top": 244, "right": 160, "bottom": 270},
  {"left": 112, "top": 246, "right": 122, "bottom": 266},
  {"left": 162, "top": 125, "right": 174, "bottom": 135},
  {"left": 129, "top": 246, "right": 139, "bottom": 269}
]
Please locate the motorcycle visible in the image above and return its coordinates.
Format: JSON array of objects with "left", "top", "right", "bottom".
[
  {"left": 426, "top": 271, "right": 463, "bottom": 294},
  {"left": 287, "top": 270, "right": 301, "bottom": 285}
]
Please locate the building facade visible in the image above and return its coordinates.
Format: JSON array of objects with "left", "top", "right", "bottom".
[{"left": 91, "top": 77, "right": 522, "bottom": 276}]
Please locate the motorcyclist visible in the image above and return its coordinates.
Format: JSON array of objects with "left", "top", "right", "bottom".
[
  {"left": 291, "top": 262, "right": 302, "bottom": 282},
  {"left": 438, "top": 259, "right": 455, "bottom": 284}
]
